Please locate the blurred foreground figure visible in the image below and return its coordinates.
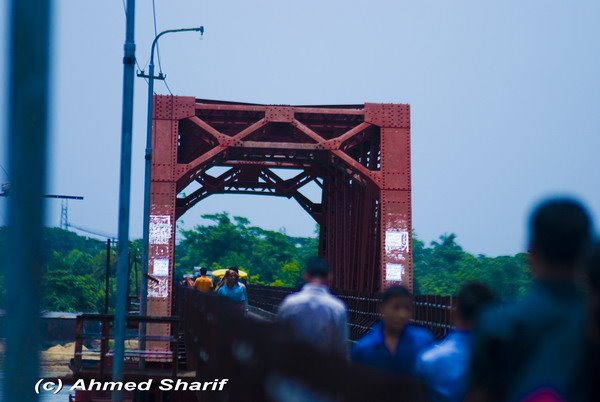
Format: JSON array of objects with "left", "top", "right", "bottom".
[
  {"left": 351, "top": 286, "right": 433, "bottom": 375},
  {"left": 583, "top": 243, "right": 600, "bottom": 401},
  {"left": 467, "top": 198, "right": 592, "bottom": 402},
  {"left": 277, "top": 258, "right": 348, "bottom": 358},
  {"left": 416, "top": 282, "right": 496, "bottom": 402}
]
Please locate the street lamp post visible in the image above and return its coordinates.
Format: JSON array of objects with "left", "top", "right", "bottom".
[{"left": 137, "top": 26, "right": 204, "bottom": 362}]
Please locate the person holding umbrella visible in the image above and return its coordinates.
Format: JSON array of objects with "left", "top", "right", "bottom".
[{"left": 216, "top": 269, "right": 247, "bottom": 314}]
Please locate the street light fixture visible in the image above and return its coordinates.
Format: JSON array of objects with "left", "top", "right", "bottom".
[{"left": 137, "top": 26, "right": 204, "bottom": 361}]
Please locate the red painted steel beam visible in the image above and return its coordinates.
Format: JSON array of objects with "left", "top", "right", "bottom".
[
  {"left": 195, "top": 102, "right": 365, "bottom": 116},
  {"left": 147, "top": 96, "right": 412, "bottom": 344},
  {"left": 176, "top": 166, "right": 321, "bottom": 220},
  {"left": 240, "top": 141, "right": 321, "bottom": 150}
]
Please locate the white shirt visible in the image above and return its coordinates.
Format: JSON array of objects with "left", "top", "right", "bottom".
[{"left": 277, "top": 283, "right": 348, "bottom": 358}]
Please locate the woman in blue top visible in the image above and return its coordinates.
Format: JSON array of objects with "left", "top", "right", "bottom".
[{"left": 352, "top": 286, "right": 434, "bottom": 376}]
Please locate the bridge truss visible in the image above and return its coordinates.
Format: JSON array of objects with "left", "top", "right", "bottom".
[{"left": 146, "top": 96, "right": 411, "bottom": 349}]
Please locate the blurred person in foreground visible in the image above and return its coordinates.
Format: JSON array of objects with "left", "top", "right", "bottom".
[
  {"left": 277, "top": 257, "right": 348, "bottom": 358},
  {"left": 216, "top": 269, "right": 247, "bottom": 313},
  {"left": 193, "top": 267, "right": 213, "bottom": 293},
  {"left": 582, "top": 242, "right": 600, "bottom": 401},
  {"left": 467, "top": 198, "right": 592, "bottom": 402},
  {"left": 416, "top": 282, "right": 496, "bottom": 402},
  {"left": 351, "top": 286, "right": 434, "bottom": 375}
]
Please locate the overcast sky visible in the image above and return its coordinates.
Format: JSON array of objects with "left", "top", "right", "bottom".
[{"left": 1, "top": 0, "right": 599, "bottom": 256}]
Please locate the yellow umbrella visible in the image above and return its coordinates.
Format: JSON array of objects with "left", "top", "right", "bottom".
[{"left": 211, "top": 268, "right": 248, "bottom": 279}]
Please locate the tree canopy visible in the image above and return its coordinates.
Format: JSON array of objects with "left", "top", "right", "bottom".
[
  {"left": 176, "top": 213, "right": 316, "bottom": 288},
  {"left": 0, "top": 216, "right": 532, "bottom": 312},
  {"left": 413, "top": 232, "right": 530, "bottom": 300}
]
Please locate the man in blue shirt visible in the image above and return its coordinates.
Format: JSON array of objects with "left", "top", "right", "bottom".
[
  {"left": 216, "top": 269, "right": 247, "bottom": 312},
  {"left": 230, "top": 266, "right": 249, "bottom": 314},
  {"left": 351, "top": 286, "right": 433, "bottom": 376},
  {"left": 415, "top": 282, "right": 496, "bottom": 402}
]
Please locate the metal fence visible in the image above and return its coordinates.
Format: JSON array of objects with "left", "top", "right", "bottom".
[
  {"left": 72, "top": 314, "right": 181, "bottom": 379},
  {"left": 175, "top": 286, "right": 428, "bottom": 402},
  {"left": 246, "top": 284, "right": 453, "bottom": 339}
]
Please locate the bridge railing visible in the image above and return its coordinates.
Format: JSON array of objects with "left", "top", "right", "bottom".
[
  {"left": 73, "top": 314, "right": 180, "bottom": 379},
  {"left": 246, "top": 284, "right": 453, "bottom": 339},
  {"left": 175, "top": 285, "right": 427, "bottom": 402}
]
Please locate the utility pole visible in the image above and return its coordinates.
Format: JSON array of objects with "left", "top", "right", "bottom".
[
  {"left": 4, "top": 1, "right": 51, "bottom": 402},
  {"left": 104, "top": 239, "right": 112, "bottom": 314},
  {"left": 113, "top": 0, "right": 135, "bottom": 401},
  {"left": 60, "top": 199, "right": 69, "bottom": 229},
  {"left": 137, "top": 26, "right": 203, "bottom": 364}
]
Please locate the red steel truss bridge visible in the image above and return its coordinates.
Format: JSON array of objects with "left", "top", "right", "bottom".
[
  {"left": 67, "top": 96, "right": 424, "bottom": 402},
  {"left": 146, "top": 96, "right": 412, "bottom": 323}
]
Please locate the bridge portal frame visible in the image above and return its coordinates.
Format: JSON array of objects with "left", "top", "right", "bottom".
[{"left": 145, "top": 96, "right": 411, "bottom": 353}]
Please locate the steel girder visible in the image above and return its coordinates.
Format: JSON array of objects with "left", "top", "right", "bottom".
[
  {"left": 175, "top": 166, "right": 322, "bottom": 222},
  {"left": 147, "top": 96, "right": 411, "bottom": 335}
]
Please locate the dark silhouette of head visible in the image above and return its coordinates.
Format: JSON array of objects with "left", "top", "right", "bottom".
[
  {"left": 379, "top": 286, "right": 413, "bottom": 334},
  {"left": 303, "top": 257, "right": 330, "bottom": 283},
  {"left": 454, "top": 282, "right": 496, "bottom": 329},
  {"left": 230, "top": 266, "right": 239, "bottom": 274},
  {"left": 199, "top": 267, "right": 207, "bottom": 276},
  {"left": 528, "top": 198, "right": 592, "bottom": 278}
]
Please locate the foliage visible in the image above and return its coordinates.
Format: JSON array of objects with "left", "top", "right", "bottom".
[
  {"left": 413, "top": 232, "right": 531, "bottom": 300},
  {"left": 176, "top": 213, "right": 315, "bottom": 287},
  {"left": 0, "top": 227, "right": 139, "bottom": 313},
  {"left": 0, "top": 216, "right": 533, "bottom": 311}
]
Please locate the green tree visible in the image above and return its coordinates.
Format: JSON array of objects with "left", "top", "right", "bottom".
[
  {"left": 413, "top": 232, "right": 531, "bottom": 300},
  {"left": 271, "top": 261, "right": 303, "bottom": 287},
  {"left": 176, "top": 213, "right": 317, "bottom": 286},
  {"left": 0, "top": 220, "right": 533, "bottom": 312}
]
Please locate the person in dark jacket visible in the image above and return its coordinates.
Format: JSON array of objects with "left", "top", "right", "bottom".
[{"left": 467, "top": 198, "right": 592, "bottom": 402}]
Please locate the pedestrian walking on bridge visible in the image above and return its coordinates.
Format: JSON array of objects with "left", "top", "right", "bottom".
[
  {"left": 231, "top": 266, "right": 248, "bottom": 313},
  {"left": 216, "top": 269, "right": 247, "bottom": 313},
  {"left": 351, "top": 286, "right": 434, "bottom": 376},
  {"left": 193, "top": 267, "right": 213, "bottom": 293},
  {"left": 277, "top": 257, "right": 349, "bottom": 358}
]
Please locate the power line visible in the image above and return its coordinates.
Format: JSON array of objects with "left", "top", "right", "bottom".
[
  {"left": 68, "top": 223, "right": 117, "bottom": 240},
  {"left": 151, "top": 0, "right": 164, "bottom": 73},
  {"left": 163, "top": 78, "right": 174, "bottom": 95},
  {"left": 151, "top": 0, "right": 173, "bottom": 95}
]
